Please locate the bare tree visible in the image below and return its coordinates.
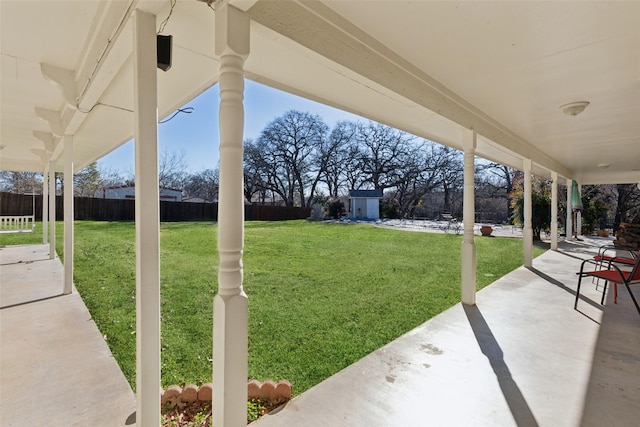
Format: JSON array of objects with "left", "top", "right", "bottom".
[
  {"left": 74, "top": 162, "right": 103, "bottom": 197},
  {"left": 392, "top": 141, "right": 451, "bottom": 217},
  {"left": 436, "top": 146, "right": 463, "bottom": 213},
  {"left": 613, "top": 184, "right": 640, "bottom": 231},
  {"left": 159, "top": 148, "right": 188, "bottom": 190},
  {"left": 476, "top": 162, "right": 521, "bottom": 222},
  {"left": 0, "top": 171, "right": 42, "bottom": 194},
  {"left": 341, "top": 138, "right": 366, "bottom": 194},
  {"left": 257, "top": 110, "right": 329, "bottom": 206},
  {"left": 355, "top": 121, "right": 416, "bottom": 191},
  {"left": 98, "top": 165, "right": 127, "bottom": 188},
  {"left": 183, "top": 169, "right": 219, "bottom": 202},
  {"left": 309, "top": 120, "right": 355, "bottom": 201},
  {"left": 243, "top": 139, "right": 269, "bottom": 203}
]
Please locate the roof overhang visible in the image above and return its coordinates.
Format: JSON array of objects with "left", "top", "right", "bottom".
[{"left": 1, "top": 0, "right": 638, "bottom": 186}]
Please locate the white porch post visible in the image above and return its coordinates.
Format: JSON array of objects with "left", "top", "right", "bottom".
[
  {"left": 461, "top": 129, "right": 476, "bottom": 306},
  {"left": 577, "top": 182, "right": 582, "bottom": 237},
  {"left": 63, "top": 135, "right": 74, "bottom": 295},
  {"left": 550, "top": 171, "right": 558, "bottom": 251},
  {"left": 566, "top": 180, "right": 573, "bottom": 239},
  {"left": 523, "top": 159, "right": 533, "bottom": 268},
  {"left": 214, "top": 4, "right": 250, "bottom": 426},
  {"left": 42, "top": 166, "right": 49, "bottom": 244},
  {"left": 133, "top": 9, "right": 160, "bottom": 426},
  {"left": 49, "top": 160, "right": 56, "bottom": 259}
]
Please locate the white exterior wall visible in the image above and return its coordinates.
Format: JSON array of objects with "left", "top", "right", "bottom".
[
  {"left": 350, "top": 197, "right": 381, "bottom": 219},
  {"left": 366, "top": 198, "right": 380, "bottom": 219},
  {"left": 97, "top": 186, "right": 182, "bottom": 201}
]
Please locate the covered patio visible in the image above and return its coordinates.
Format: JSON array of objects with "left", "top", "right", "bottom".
[
  {"left": 254, "top": 235, "right": 640, "bottom": 427},
  {"left": 1, "top": 1, "right": 639, "bottom": 426},
  {"left": 1, "top": 234, "right": 638, "bottom": 426}
]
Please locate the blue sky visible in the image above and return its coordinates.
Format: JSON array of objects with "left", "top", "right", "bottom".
[{"left": 98, "top": 80, "right": 364, "bottom": 176}]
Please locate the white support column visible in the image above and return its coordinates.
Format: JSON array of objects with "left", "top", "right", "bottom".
[
  {"left": 133, "top": 10, "right": 160, "bottom": 427},
  {"left": 42, "top": 166, "right": 49, "bottom": 244},
  {"left": 63, "top": 136, "right": 74, "bottom": 295},
  {"left": 566, "top": 181, "right": 573, "bottom": 240},
  {"left": 523, "top": 159, "right": 533, "bottom": 268},
  {"left": 461, "top": 129, "right": 476, "bottom": 306},
  {"left": 577, "top": 182, "right": 582, "bottom": 237},
  {"left": 214, "top": 4, "right": 250, "bottom": 427},
  {"left": 49, "top": 160, "right": 56, "bottom": 259},
  {"left": 550, "top": 171, "right": 558, "bottom": 251}
]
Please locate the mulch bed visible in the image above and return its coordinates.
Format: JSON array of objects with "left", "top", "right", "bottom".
[{"left": 161, "top": 398, "right": 285, "bottom": 426}]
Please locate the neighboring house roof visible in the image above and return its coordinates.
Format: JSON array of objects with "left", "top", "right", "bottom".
[
  {"left": 102, "top": 185, "right": 183, "bottom": 193},
  {"left": 349, "top": 189, "right": 383, "bottom": 198},
  {"left": 182, "top": 197, "right": 212, "bottom": 203}
]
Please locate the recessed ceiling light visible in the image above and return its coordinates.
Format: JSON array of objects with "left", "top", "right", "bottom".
[
  {"left": 560, "top": 101, "right": 590, "bottom": 116},
  {"left": 597, "top": 163, "right": 610, "bottom": 169}
]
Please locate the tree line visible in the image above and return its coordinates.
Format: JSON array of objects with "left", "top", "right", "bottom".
[
  {"left": 244, "top": 110, "right": 473, "bottom": 217},
  {"left": 2, "top": 109, "right": 639, "bottom": 225}
]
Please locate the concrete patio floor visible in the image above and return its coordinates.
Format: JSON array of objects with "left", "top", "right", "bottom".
[
  {"left": 255, "top": 236, "right": 639, "bottom": 427},
  {"left": 0, "top": 244, "right": 135, "bottom": 427},
  {"left": 1, "top": 236, "right": 638, "bottom": 426}
]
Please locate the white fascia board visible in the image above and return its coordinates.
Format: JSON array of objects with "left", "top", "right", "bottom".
[{"left": 249, "top": 0, "right": 573, "bottom": 179}]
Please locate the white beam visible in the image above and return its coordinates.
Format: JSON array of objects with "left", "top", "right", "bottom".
[
  {"left": 48, "top": 160, "right": 56, "bottom": 259},
  {"left": 523, "top": 159, "right": 533, "bottom": 268},
  {"left": 461, "top": 129, "right": 476, "bottom": 306},
  {"left": 133, "top": 9, "right": 160, "bottom": 427},
  {"left": 551, "top": 171, "right": 558, "bottom": 251},
  {"left": 214, "top": 4, "right": 250, "bottom": 426},
  {"left": 63, "top": 136, "right": 74, "bottom": 295}
]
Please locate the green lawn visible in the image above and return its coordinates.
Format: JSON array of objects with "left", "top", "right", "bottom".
[{"left": 0, "top": 220, "right": 546, "bottom": 395}]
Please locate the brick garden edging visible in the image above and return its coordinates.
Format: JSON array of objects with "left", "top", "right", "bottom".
[{"left": 161, "top": 380, "right": 292, "bottom": 406}]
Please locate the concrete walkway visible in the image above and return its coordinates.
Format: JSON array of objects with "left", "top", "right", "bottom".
[
  {"left": 1, "top": 236, "right": 638, "bottom": 426},
  {"left": 255, "top": 236, "right": 640, "bottom": 427},
  {"left": 0, "top": 245, "right": 135, "bottom": 427}
]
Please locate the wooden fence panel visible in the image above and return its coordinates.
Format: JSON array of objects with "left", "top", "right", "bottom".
[{"left": 1, "top": 192, "right": 311, "bottom": 222}]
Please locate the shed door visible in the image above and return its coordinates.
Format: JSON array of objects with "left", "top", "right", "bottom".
[{"left": 353, "top": 198, "right": 366, "bottom": 218}]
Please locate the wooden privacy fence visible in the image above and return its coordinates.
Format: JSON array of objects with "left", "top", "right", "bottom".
[{"left": 0, "top": 192, "right": 311, "bottom": 222}]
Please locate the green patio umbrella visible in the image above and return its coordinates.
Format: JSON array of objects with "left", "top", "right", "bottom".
[
  {"left": 571, "top": 180, "right": 583, "bottom": 239},
  {"left": 571, "top": 180, "right": 584, "bottom": 212}
]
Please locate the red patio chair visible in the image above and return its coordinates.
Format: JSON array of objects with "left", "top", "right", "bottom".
[
  {"left": 574, "top": 250, "right": 640, "bottom": 316},
  {"left": 591, "top": 245, "right": 637, "bottom": 291},
  {"left": 593, "top": 245, "right": 637, "bottom": 268}
]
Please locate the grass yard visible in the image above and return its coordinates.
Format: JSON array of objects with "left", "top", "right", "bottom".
[{"left": 0, "top": 220, "right": 546, "bottom": 396}]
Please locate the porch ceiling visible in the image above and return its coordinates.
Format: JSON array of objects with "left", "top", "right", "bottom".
[{"left": 1, "top": 0, "right": 638, "bottom": 185}]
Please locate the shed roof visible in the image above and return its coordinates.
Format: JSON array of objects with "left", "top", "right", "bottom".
[{"left": 349, "top": 189, "right": 383, "bottom": 198}]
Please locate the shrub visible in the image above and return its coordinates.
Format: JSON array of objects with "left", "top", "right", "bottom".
[
  {"left": 308, "top": 203, "right": 326, "bottom": 221},
  {"left": 327, "top": 198, "right": 345, "bottom": 219}
]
